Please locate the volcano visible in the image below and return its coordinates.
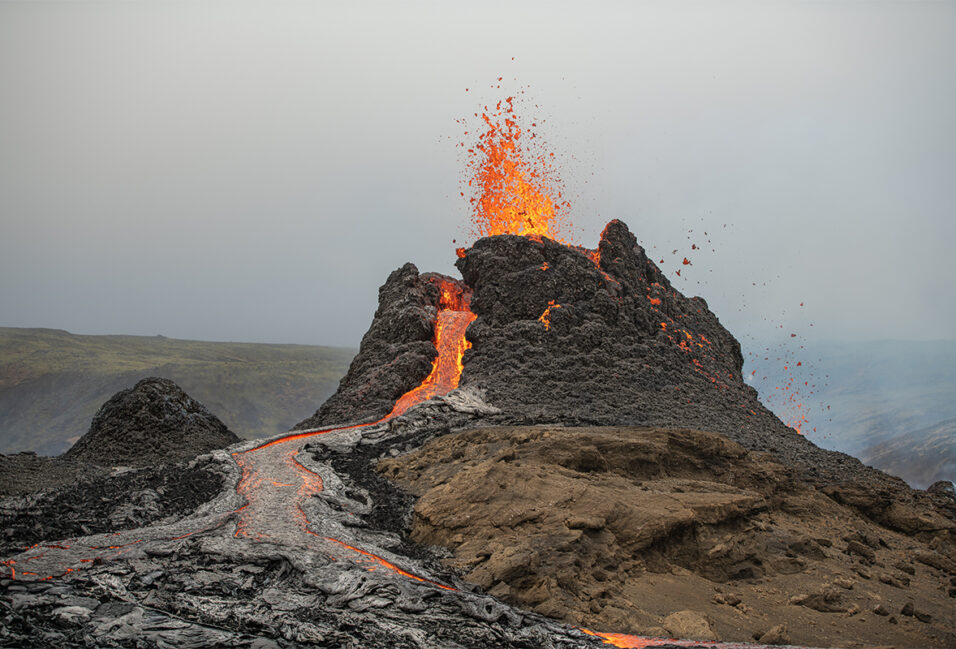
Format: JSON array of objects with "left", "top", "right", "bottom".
[
  {"left": 4, "top": 79, "right": 954, "bottom": 647},
  {"left": 299, "top": 220, "right": 902, "bottom": 492},
  {"left": 2, "top": 223, "right": 955, "bottom": 649}
]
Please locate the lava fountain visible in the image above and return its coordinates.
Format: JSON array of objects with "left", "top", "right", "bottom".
[{"left": 462, "top": 95, "right": 572, "bottom": 242}]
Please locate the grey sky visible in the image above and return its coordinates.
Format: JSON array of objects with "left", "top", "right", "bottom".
[{"left": 2, "top": 1, "right": 954, "bottom": 348}]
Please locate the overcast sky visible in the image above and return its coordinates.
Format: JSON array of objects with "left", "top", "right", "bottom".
[{"left": 2, "top": 1, "right": 954, "bottom": 348}]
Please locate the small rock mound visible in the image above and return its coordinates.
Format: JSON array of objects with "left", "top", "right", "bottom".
[{"left": 63, "top": 377, "right": 238, "bottom": 467}]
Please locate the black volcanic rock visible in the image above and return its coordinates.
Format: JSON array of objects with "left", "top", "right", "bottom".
[
  {"left": 0, "top": 457, "right": 226, "bottom": 555},
  {"left": 63, "top": 377, "right": 239, "bottom": 467},
  {"left": 313, "top": 221, "right": 777, "bottom": 440},
  {"left": 456, "top": 221, "right": 778, "bottom": 436},
  {"left": 296, "top": 263, "right": 466, "bottom": 430}
]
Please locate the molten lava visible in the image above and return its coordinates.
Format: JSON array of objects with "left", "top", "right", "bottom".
[
  {"left": 464, "top": 96, "right": 571, "bottom": 242},
  {"left": 583, "top": 629, "right": 738, "bottom": 648},
  {"left": 229, "top": 276, "right": 474, "bottom": 585},
  {"left": 389, "top": 310, "right": 474, "bottom": 417},
  {"left": 538, "top": 299, "right": 561, "bottom": 331}
]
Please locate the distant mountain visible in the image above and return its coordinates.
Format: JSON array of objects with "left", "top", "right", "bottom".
[
  {"left": 745, "top": 339, "right": 956, "bottom": 488},
  {"left": 0, "top": 327, "right": 354, "bottom": 455}
]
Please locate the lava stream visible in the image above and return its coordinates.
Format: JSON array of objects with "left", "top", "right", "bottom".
[
  {"left": 232, "top": 288, "right": 474, "bottom": 583},
  {"left": 583, "top": 629, "right": 770, "bottom": 649}
]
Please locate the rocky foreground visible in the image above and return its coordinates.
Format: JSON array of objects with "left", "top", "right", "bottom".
[
  {"left": 382, "top": 425, "right": 956, "bottom": 648},
  {"left": 1, "top": 398, "right": 625, "bottom": 649},
  {"left": 2, "top": 403, "right": 953, "bottom": 648}
]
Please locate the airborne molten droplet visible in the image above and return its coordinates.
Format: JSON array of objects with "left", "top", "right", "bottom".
[{"left": 463, "top": 94, "right": 571, "bottom": 242}]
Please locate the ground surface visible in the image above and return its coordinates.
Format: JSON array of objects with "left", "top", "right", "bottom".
[
  {"left": 0, "top": 456, "right": 227, "bottom": 556},
  {"left": 381, "top": 425, "right": 956, "bottom": 649}
]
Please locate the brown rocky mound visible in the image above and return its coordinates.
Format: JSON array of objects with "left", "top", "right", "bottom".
[{"left": 380, "top": 425, "right": 956, "bottom": 649}]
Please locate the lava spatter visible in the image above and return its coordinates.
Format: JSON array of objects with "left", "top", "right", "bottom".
[{"left": 461, "top": 92, "right": 572, "bottom": 243}]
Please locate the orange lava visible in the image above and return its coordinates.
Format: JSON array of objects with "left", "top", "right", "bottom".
[
  {"left": 581, "top": 629, "right": 677, "bottom": 648},
  {"left": 589, "top": 633, "right": 654, "bottom": 648},
  {"left": 229, "top": 276, "right": 475, "bottom": 587},
  {"left": 538, "top": 299, "right": 561, "bottom": 331},
  {"left": 389, "top": 308, "right": 475, "bottom": 417},
  {"left": 582, "top": 629, "right": 752, "bottom": 648},
  {"left": 463, "top": 95, "right": 571, "bottom": 242},
  {"left": 324, "top": 537, "right": 455, "bottom": 591}
]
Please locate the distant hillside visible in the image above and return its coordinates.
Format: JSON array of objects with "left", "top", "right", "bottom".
[
  {"left": 745, "top": 339, "right": 956, "bottom": 488},
  {"left": 860, "top": 418, "right": 955, "bottom": 489},
  {"left": 0, "top": 328, "right": 355, "bottom": 455}
]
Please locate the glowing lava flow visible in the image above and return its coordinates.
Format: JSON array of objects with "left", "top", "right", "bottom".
[
  {"left": 582, "top": 629, "right": 764, "bottom": 649},
  {"left": 389, "top": 310, "right": 474, "bottom": 416},
  {"left": 582, "top": 630, "right": 671, "bottom": 648},
  {"left": 232, "top": 279, "right": 474, "bottom": 583}
]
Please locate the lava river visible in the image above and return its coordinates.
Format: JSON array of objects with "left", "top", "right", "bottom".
[{"left": 232, "top": 293, "right": 475, "bottom": 576}]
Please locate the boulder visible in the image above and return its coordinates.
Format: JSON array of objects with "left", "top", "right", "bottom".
[{"left": 662, "top": 610, "right": 717, "bottom": 642}]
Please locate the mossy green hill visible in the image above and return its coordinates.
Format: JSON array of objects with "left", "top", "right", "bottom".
[{"left": 0, "top": 327, "right": 354, "bottom": 455}]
